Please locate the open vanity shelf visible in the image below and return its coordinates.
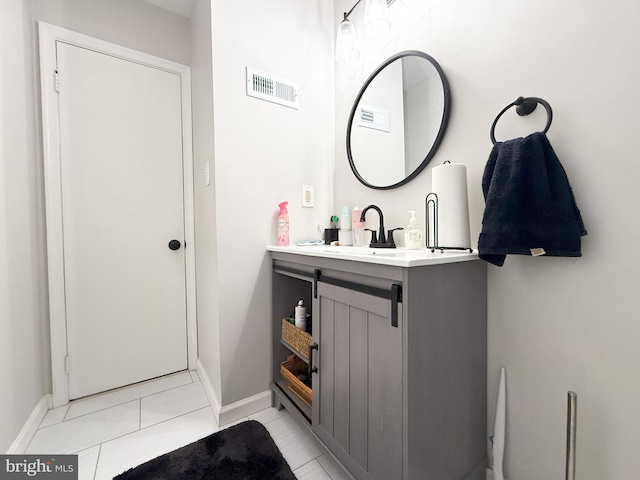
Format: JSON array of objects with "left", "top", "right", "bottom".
[
  {"left": 271, "top": 267, "right": 315, "bottom": 423},
  {"left": 270, "top": 247, "right": 488, "bottom": 480}
]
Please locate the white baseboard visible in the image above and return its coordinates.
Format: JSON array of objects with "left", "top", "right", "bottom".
[
  {"left": 218, "top": 390, "right": 272, "bottom": 427},
  {"left": 7, "top": 395, "right": 51, "bottom": 454},
  {"left": 196, "top": 359, "right": 272, "bottom": 427}
]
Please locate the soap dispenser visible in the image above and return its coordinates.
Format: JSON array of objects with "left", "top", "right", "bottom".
[{"left": 404, "top": 211, "right": 423, "bottom": 250}]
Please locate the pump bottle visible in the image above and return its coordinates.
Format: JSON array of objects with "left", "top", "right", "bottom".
[{"left": 404, "top": 211, "right": 423, "bottom": 249}]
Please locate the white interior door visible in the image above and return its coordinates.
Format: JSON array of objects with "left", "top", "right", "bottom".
[{"left": 57, "top": 41, "right": 188, "bottom": 399}]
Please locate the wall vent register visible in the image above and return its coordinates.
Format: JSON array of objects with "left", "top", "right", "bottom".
[
  {"left": 246, "top": 66, "right": 299, "bottom": 109},
  {"left": 357, "top": 104, "right": 390, "bottom": 132}
]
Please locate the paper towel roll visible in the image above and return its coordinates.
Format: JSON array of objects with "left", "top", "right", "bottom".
[{"left": 431, "top": 162, "right": 471, "bottom": 248}]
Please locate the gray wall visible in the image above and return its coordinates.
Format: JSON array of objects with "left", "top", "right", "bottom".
[
  {"left": 190, "top": 0, "right": 223, "bottom": 408},
  {"left": 333, "top": 0, "right": 640, "bottom": 478},
  {"left": 207, "top": 0, "right": 334, "bottom": 405},
  {"left": 0, "top": 0, "right": 48, "bottom": 454}
]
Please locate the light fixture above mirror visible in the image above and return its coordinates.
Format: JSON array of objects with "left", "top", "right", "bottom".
[
  {"left": 335, "top": 0, "right": 427, "bottom": 64},
  {"left": 335, "top": 0, "right": 392, "bottom": 64},
  {"left": 363, "top": 0, "right": 392, "bottom": 39},
  {"left": 335, "top": 14, "right": 360, "bottom": 64}
]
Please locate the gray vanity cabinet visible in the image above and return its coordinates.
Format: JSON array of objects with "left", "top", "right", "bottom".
[
  {"left": 270, "top": 251, "right": 487, "bottom": 480},
  {"left": 313, "top": 282, "right": 403, "bottom": 480}
]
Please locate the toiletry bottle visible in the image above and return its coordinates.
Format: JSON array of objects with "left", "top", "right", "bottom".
[
  {"left": 338, "top": 205, "right": 353, "bottom": 246},
  {"left": 277, "top": 202, "right": 289, "bottom": 246},
  {"left": 352, "top": 206, "right": 364, "bottom": 246},
  {"left": 404, "top": 211, "right": 423, "bottom": 249},
  {"left": 295, "top": 300, "right": 307, "bottom": 331}
]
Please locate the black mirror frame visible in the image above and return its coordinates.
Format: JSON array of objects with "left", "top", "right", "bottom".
[{"left": 346, "top": 50, "right": 451, "bottom": 190}]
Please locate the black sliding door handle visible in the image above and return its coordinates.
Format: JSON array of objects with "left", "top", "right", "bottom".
[
  {"left": 308, "top": 343, "right": 318, "bottom": 375},
  {"left": 168, "top": 239, "right": 181, "bottom": 250}
]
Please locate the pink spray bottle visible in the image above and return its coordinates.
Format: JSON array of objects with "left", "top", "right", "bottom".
[{"left": 277, "top": 202, "right": 290, "bottom": 246}]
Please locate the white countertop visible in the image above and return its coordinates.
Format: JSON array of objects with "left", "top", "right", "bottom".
[{"left": 267, "top": 245, "right": 479, "bottom": 267}]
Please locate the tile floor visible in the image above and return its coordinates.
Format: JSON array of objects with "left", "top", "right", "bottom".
[{"left": 25, "top": 371, "right": 352, "bottom": 480}]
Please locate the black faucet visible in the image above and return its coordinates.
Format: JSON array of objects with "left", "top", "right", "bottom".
[{"left": 359, "top": 205, "right": 403, "bottom": 248}]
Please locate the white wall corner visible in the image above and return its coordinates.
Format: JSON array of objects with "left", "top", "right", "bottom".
[
  {"left": 218, "top": 390, "right": 272, "bottom": 427},
  {"left": 197, "top": 358, "right": 272, "bottom": 427},
  {"left": 6, "top": 395, "right": 51, "bottom": 454},
  {"left": 196, "top": 359, "right": 222, "bottom": 426}
]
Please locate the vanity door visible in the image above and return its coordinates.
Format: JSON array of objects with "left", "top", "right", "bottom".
[{"left": 312, "top": 281, "right": 403, "bottom": 480}]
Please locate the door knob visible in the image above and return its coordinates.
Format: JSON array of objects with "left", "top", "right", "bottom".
[{"left": 168, "top": 239, "right": 181, "bottom": 250}]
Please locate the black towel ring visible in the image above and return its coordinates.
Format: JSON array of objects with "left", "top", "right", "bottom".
[{"left": 490, "top": 96, "right": 553, "bottom": 144}]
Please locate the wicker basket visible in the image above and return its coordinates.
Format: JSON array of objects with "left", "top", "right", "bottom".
[
  {"left": 281, "top": 318, "right": 312, "bottom": 360},
  {"left": 280, "top": 355, "right": 312, "bottom": 407}
]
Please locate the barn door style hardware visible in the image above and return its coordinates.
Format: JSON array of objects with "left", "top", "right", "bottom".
[{"left": 313, "top": 268, "right": 402, "bottom": 327}]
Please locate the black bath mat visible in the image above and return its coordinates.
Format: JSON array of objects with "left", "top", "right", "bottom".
[{"left": 113, "top": 420, "right": 296, "bottom": 480}]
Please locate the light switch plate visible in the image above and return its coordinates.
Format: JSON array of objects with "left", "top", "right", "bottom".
[{"left": 301, "top": 185, "right": 314, "bottom": 208}]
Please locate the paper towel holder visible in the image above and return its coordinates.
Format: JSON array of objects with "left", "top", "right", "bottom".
[{"left": 425, "top": 192, "right": 474, "bottom": 253}]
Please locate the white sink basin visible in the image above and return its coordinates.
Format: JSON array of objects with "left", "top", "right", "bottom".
[{"left": 268, "top": 245, "right": 477, "bottom": 267}]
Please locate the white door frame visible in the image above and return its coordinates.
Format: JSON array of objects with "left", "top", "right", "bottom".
[{"left": 38, "top": 22, "right": 198, "bottom": 408}]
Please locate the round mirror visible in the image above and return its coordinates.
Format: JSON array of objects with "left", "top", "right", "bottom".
[{"left": 347, "top": 50, "right": 451, "bottom": 189}]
